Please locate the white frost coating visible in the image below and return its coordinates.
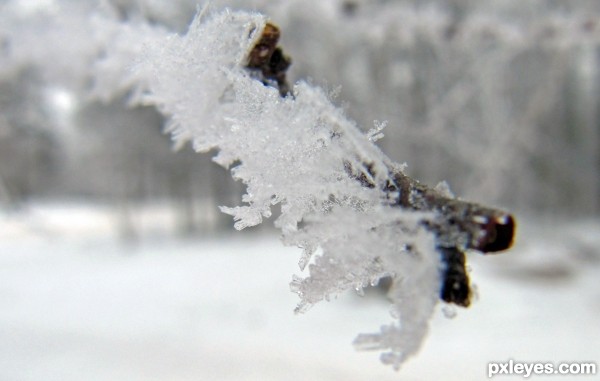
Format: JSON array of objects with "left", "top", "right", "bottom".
[
  {"left": 352, "top": 227, "right": 441, "bottom": 370},
  {"left": 1, "top": 4, "right": 443, "bottom": 370},
  {"left": 131, "top": 10, "right": 442, "bottom": 369}
]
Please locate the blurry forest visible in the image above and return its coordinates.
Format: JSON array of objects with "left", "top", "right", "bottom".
[{"left": 1, "top": 0, "right": 599, "bottom": 234}]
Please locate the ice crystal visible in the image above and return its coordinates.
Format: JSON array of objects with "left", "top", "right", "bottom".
[
  {"left": 0, "top": 3, "right": 454, "bottom": 370},
  {"left": 130, "top": 10, "right": 443, "bottom": 368}
]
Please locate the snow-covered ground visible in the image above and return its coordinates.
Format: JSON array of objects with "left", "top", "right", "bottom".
[{"left": 1, "top": 204, "right": 599, "bottom": 380}]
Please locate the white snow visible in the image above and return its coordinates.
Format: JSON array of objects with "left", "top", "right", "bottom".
[{"left": 1, "top": 205, "right": 598, "bottom": 380}]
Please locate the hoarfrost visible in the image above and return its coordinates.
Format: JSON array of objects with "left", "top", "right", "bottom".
[
  {"left": 130, "top": 10, "right": 443, "bottom": 368},
  {"left": 0, "top": 3, "right": 447, "bottom": 370}
]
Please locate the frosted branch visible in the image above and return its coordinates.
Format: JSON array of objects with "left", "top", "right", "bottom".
[
  {"left": 0, "top": 4, "right": 517, "bottom": 371},
  {"left": 127, "top": 10, "right": 515, "bottom": 369}
]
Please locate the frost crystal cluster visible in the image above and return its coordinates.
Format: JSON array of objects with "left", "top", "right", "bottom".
[
  {"left": 132, "top": 11, "right": 442, "bottom": 368},
  {"left": 0, "top": 2, "right": 478, "bottom": 370},
  {"left": 113, "top": 8, "right": 440, "bottom": 367}
]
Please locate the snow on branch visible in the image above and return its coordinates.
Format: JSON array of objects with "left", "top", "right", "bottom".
[
  {"left": 126, "top": 10, "right": 515, "bottom": 369},
  {"left": 0, "top": 4, "right": 515, "bottom": 370}
]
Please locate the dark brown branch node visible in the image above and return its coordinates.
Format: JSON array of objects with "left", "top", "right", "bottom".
[
  {"left": 388, "top": 167, "right": 515, "bottom": 306},
  {"left": 439, "top": 247, "right": 471, "bottom": 307},
  {"left": 246, "top": 23, "right": 291, "bottom": 96}
]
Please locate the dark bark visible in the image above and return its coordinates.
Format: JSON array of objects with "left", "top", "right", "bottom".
[
  {"left": 246, "top": 23, "right": 292, "bottom": 96},
  {"left": 350, "top": 162, "right": 515, "bottom": 306}
]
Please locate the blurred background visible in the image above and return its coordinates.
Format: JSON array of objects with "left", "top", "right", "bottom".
[{"left": 0, "top": 0, "right": 599, "bottom": 380}]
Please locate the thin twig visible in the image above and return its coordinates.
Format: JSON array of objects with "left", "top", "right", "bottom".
[{"left": 246, "top": 23, "right": 515, "bottom": 307}]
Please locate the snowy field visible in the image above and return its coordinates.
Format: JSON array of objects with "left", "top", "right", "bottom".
[{"left": 1, "top": 204, "right": 599, "bottom": 380}]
